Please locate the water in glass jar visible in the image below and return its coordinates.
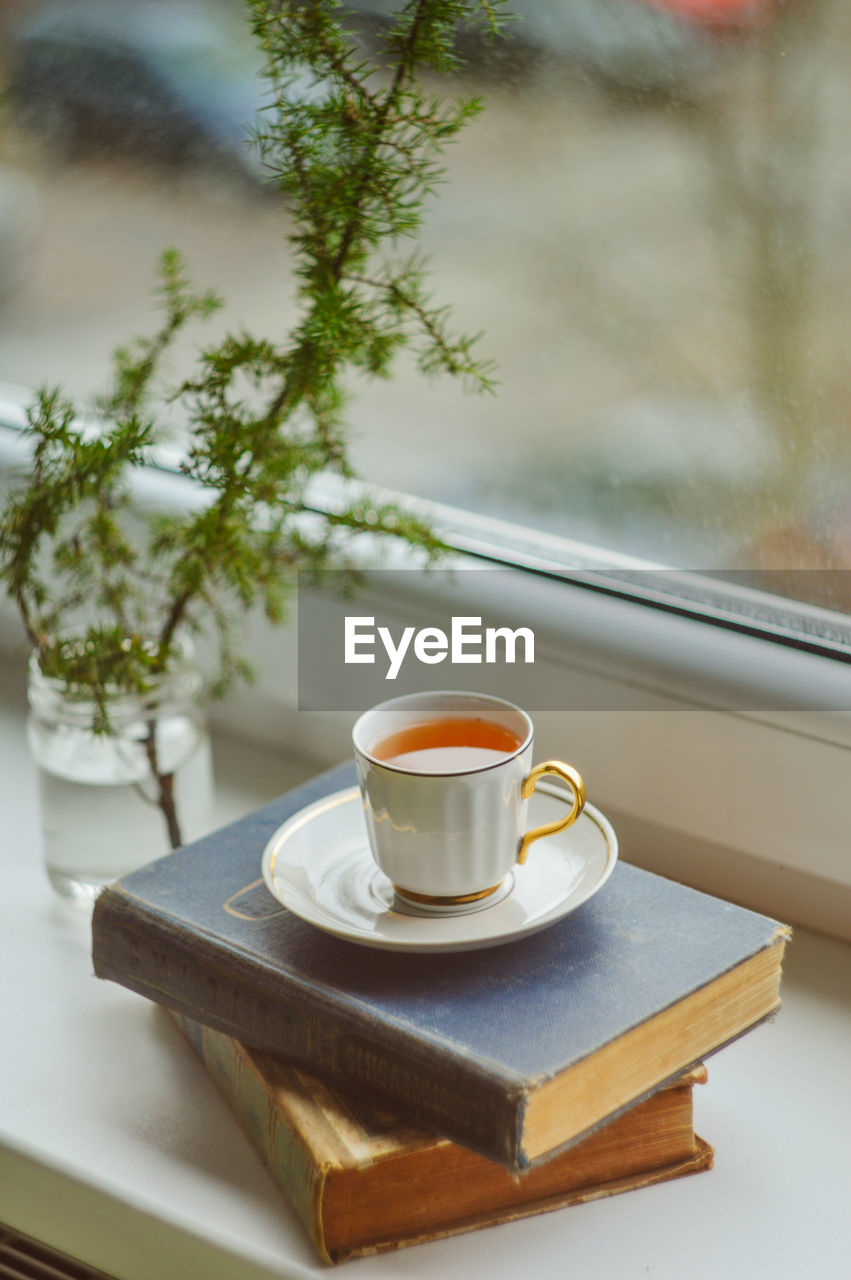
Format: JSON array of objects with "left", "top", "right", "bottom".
[{"left": 30, "top": 712, "right": 213, "bottom": 906}]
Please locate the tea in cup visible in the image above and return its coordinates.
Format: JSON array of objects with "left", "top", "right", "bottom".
[{"left": 352, "top": 691, "right": 585, "bottom": 911}]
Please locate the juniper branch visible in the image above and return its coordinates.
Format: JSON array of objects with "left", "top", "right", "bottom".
[{"left": 0, "top": 0, "right": 506, "bottom": 848}]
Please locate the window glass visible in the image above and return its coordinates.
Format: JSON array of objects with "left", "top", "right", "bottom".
[{"left": 0, "top": 0, "right": 847, "bottom": 612}]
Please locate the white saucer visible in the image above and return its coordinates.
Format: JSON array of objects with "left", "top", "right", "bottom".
[{"left": 261, "top": 784, "right": 618, "bottom": 953}]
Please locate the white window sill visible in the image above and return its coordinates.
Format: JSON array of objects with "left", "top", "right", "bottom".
[{"left": 0, "top": 657, "right": 848, "bottom": 1280}]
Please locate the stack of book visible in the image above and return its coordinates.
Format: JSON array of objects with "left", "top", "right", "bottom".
[{"left": 91, "top": 763, "right": 789, "bottom": 1264}]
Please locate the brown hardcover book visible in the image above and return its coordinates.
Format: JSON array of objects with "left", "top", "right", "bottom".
[
  {"left": 176, "top": 1014, "right": 713, "bottom": 1265},
  {"left": 92, "top": 764, "right": 788, "bottom": 1170}
]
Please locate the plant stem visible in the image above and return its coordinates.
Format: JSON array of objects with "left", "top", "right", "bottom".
[
  {"left": 143, "top": 721, "right": 183, "bottom": 849},
  {"left": 151, "top": 46, "right": 419, "bottom": 654}
]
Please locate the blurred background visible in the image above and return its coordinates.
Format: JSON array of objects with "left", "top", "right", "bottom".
[{"left": 0, "top": 0, "right": 849, "bottom": 600}]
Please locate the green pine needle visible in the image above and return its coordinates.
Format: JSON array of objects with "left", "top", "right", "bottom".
[{"left": 0, "top": 0, "right": 501, "bottom": 711}]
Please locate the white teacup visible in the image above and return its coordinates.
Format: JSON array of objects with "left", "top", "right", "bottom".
[{"left": 352, "top": 691, "right": 586, "bottom": 912}]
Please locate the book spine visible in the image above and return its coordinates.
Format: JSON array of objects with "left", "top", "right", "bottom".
[
  {"left": 177, "top": 1016, "right": 333, "bottom": 1264},
  {"left": 92, "top": 889, "right": 526, "bottom": 1168}
]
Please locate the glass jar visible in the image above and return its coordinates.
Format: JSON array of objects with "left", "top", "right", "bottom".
[{"left": 26, "top": 646, "right": 213, "bottom": 906}]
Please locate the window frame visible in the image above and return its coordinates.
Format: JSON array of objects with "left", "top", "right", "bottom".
[{"left": 0, "top": 388, "right": 848, "bottom": 940}]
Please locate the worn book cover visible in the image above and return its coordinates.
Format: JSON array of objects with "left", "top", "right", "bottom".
[
  {"left": 176, "top": 1014, "right": 713, "bottom": 1264},
  {"left": 92, "top": 761, "right": 789, "bottom": 1170}
]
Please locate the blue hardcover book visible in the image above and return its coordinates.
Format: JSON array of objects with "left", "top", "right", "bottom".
[{"left": 91, "top": 762, "right": 789, "bottom": 1170}]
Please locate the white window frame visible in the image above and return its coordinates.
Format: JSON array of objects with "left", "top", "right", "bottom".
[{"left": 0, "top": 383, "right": 848, "bottom": 940}]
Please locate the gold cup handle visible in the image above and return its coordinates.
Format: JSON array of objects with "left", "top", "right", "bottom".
[{"left": 517, "top": 761, "right": 586, "bottom": 865}]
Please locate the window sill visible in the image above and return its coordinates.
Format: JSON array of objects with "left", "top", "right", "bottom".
[{"left": 0, "top": 654, "right": 848, "bottom": 1279}]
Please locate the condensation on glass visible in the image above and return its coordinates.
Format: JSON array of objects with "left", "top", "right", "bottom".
[{"left": 0, "top": 0, "right": 847, "bottom": 613}]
